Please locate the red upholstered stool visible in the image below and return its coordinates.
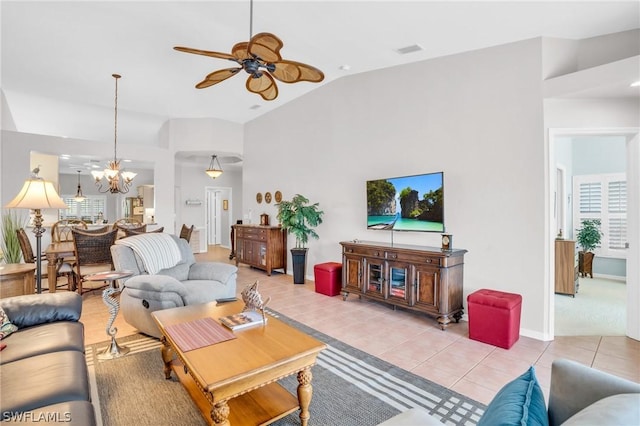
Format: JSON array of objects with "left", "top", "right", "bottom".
[
  {"left": 467, "top": 289, "right": 522, "bottom": 349},
  {"left": 314, "top": 262, "right": 342, "bottom": 296}
]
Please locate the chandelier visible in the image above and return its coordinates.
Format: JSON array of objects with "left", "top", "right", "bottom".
[
  {"left": 91, "top": 74, "right": 136, "bottom": 193},
  {"left": 74, "top": 170, "right": 86, "bottom": 202},
  {"left": 205, "top": 155, "right": 223, "bottom": 179}
]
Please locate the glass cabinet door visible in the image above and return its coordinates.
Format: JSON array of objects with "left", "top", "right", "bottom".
[
  {"left": 387, "top": 261, "right": 409, "bottom": 302},
  {"left": 365, "top": 260, "right": 384, "bottom": 297}
]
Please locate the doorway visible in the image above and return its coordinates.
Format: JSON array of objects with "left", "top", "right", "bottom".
[
  {"left": 205, "top": 187, "right": 232, "bottom": 249},
  {"left": 549, "top": 128, "right": 639, "bottom": 340}
]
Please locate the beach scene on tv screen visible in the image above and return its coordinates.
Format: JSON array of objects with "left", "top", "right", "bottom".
[{"left": 367, "top": 173, "right": 444, "bottom": 232}]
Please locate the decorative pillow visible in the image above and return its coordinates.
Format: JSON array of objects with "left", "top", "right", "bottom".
[
  {"left": 0, "top": 306, "right": 18, "bottom": 340},
  {"left": 478, "top": 366, "right": 549, "bottom": 426}
]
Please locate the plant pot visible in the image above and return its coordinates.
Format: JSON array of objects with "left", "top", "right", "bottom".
[
  {"left": 578, "top": 251, "right": 595, "bottom": 278},
  {"left": 291, "top": 248, "right": 308, "bottom": 284}
]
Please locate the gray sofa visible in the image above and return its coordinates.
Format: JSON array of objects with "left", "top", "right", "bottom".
[
  {"left": 379, "top": 358, "right": 640, "bottom": 425},
  {"left": 0, "top": 292, "right": 96, "bottom": 425},
  {"left": 111, "top": 234, "right": 238, "bottom": 338}
]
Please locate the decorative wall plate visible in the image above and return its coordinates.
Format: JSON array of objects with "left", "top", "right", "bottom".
[
  {"left": 256, "top": 192, "right": 263, "bottom": 203},
  {"left": 274, "top": 191, "right": 282, "bottom": 203},
  {"left": 265, "top": 192, "right": 272, "bottom": 203}
]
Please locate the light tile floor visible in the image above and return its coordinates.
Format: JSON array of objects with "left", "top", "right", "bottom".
[{"left": 79, "top": 246, "right": 640, "bottom": 406}]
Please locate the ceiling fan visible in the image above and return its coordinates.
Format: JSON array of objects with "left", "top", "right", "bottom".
[{"left": 174, "top": 0, "right": 324, "bottom": 101}]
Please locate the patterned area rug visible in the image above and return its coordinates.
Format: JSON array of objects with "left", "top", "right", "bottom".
[{"left": 87, "top": 310, "right": 485, "bottom": 426}]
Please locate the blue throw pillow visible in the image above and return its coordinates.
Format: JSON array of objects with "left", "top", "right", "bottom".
[{"left": 478, "top": 366, "right": 549, "bottom": 426}]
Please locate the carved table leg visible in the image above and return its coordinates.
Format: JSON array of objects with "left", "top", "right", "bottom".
[
  {"left": 211, "top": 401, "right": 230, "bottom": 426},
  {"left": 297, "top": 367, "right": 313, "bottom": 426},
  {"left": 46, "top": 252, "right": 58, "bottom": 293},
  {"left": 160, "top": 336, "right": 174, "bottom": 379}
]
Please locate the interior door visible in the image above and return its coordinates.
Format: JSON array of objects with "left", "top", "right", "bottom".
[{"left": 206, "top": 189, "right": 222, "bottom": 246}]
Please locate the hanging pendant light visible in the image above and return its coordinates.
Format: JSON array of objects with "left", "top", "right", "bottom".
[
  {"left": 74, "top": 170, "right": 86, "bottom": 202},
  {"left": 91, "top": 74, "right": 137, "bottom": 193},
  {"left": 205, "top": 155, "right": 223, "bottom": 179}
]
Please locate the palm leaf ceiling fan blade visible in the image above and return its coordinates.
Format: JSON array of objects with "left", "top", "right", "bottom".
[
  {"left": 246, "top": 73, "right": 278, "bottom": 101},
  {"left": 173, "top": 1, "right": 323, "bottom": 100},
  {"left": 231, "top": 42, "right": 251, "bottom": 60},
  {"left": 247, "top": 32, "right": 283, "bottom": 63},
  {"left": 196, "top": 68, "right": 242, "bottom": 89},
  {"left": 271, "top": 60, "right": 325, "bottom": 83},
  {"left": 174, "top": 46, "right": 238, "bottom": 62}
]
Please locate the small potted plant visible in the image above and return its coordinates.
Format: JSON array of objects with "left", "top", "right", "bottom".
[
  {"left": 575, "top": 219, "right": 602, "bottom": 278},
  {"left": 276, "top": 194, "right": 324, "bottom": 284}
]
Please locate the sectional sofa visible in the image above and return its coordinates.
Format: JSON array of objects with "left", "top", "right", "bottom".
[{"left": 0, "top": 292, "right": 96, "bottom": 425}]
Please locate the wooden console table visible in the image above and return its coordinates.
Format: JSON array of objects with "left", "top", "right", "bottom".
[
  {"left": 232, "top": 224, "right": 287, "bottom": 276},
  {"left": 0, "top": 264, "right": 36, "bottom": 298},
  {"left": 340, "top": 240, "right": 467, "bottom": 329}
]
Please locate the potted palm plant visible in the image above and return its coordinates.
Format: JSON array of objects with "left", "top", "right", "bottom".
[
  {"left": 276, "top": 194, "right": 324, "bottom": 284},
  {"left": 575, "top": 219, "right": 602, "bottom": 278},
  {"left": 1, "top": 210, "right": 27, "bottom": 264}
]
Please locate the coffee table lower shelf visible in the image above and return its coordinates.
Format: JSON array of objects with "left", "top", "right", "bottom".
[{"left": 172, "top": 362, "right": 300, "bottom": 426}]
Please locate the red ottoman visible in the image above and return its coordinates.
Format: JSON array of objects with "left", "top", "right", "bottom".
[
  {"left": 314, "top": 262, "right": 342, "bottom": 296},
  {"left": 467, "top": 289, "right": 522, "bottom": 349}
]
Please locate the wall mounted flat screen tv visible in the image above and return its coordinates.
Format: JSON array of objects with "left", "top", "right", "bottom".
[{"left": 367, "top": 172, "right": 444, "bottom": 232}]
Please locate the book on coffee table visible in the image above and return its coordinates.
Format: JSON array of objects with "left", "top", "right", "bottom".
[{"left": 219, "top": 310, "right": 267, "bottom": 331}]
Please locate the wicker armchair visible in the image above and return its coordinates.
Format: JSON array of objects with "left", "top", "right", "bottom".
[
  {"left": 51, "top": 219, "right": 87, "bottom": 242},
  {"left": 179, "top": 224, "right": 195, "bottom": 243},
  {"left": 80, "top": 226, "right": 110, "bottom": 234},
  {"left": 17, "top": 228, "right": 75, "bottom": 291},
  {"left": 71, "top": 228, "right": 118, "bottom": 294},
  {"left": 124, "top": 226, "right": 165, "bottom": 237},
  {"left": 113, "top": 218, "right": 144, "bottom": 239}
]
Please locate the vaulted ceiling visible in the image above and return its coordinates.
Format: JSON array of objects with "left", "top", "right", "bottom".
[{"left": 2, "top": 1, "right": 638, "bottom": 172}]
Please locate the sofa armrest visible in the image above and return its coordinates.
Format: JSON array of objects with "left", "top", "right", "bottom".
[
  {"left": 188, "top": 262, "right": 238, "bottom": 284},
  {"left": 123, "top": 274, "right": 189, "bottom": 298},
  {"left": 548, "top": 359, "right": 640, "bottom": 426},
  {"left": 0, "top": 292, "right": 82, "bottom": 328}
]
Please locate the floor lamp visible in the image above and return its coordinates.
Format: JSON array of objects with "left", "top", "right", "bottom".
[{"left": 5, "top": 175, "right": 68, "bottom": 294}]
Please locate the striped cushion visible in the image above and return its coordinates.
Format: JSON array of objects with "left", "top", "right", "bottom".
[{"left": 115, "top": 234, "right": 182, "bottom": 275}]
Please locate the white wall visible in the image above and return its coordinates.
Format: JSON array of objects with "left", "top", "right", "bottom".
[
  {"left": 176, "top": 165, "right": 242, "bottom": 247},
  {"left": 244, "top": 38, "right": 548, "bottom": 337}
]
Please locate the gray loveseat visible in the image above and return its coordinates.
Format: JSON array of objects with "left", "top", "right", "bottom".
[
  {"left": 379, "top": 358, "right": 640, "bottom": 425},
  {"left": 111, "top": 234, "right": 238, "bottom": 338},
  {"left": 0, "top": 292, "right": 96, "bottom": 425}
]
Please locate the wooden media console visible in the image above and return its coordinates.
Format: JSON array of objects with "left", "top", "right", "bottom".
[{"left": 340, "top": 240, "right": 467, "bottom": 330}]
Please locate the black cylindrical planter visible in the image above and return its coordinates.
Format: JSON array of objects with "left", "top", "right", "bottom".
[{"left": 291, "top": 248, "right": 308, "bottom": 284}]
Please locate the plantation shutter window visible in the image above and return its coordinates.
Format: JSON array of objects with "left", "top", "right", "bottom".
[
  {"left": 607, "top": 180, "right": 626, "bottom": 251},
  {"left": 60, "top": 195, "right": 107, "bottom": 224},
  {"left": 573, "top": 173, "right": 626, "bottom": 259}
]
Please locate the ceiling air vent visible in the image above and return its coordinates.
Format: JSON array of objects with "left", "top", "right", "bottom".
[{"left": 396, "top": 44, "right": 423, "bottom": 55}]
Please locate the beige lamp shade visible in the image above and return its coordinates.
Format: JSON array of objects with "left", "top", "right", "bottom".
[{"left": 5, "top": 178, "right": 68, "bottom": 210}]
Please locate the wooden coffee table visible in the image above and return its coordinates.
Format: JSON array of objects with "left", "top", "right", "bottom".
[{"left": 152, "top": 301, "right": 326, "bottom": 426}]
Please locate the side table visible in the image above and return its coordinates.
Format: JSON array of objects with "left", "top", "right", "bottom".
[
  {"left": 0, "top": 264, "right": 36, "bottom": 298},
  {"left": 85, "top": 270, "right": 133, "bottom": 360}
]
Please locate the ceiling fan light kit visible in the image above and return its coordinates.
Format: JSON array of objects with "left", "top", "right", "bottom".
[{"left": 174, "top": 0, "right": 324, "bottom": 101}]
